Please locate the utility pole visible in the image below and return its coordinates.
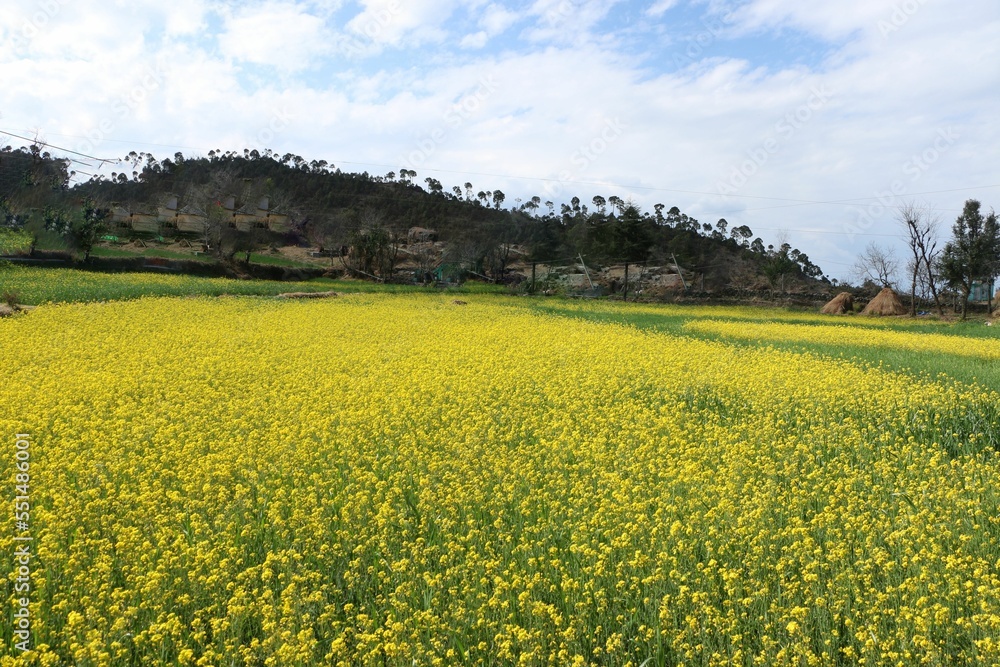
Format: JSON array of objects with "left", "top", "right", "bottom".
[
  {"left": 671, "top": 253, "right": 688, "bottom": 290},
  {"left": 623, "top": 262, "right": 629, "bottom": 302},
  {"left": 531, "top": 262, "right": 536, "bottom": 294},
  {"left": 578, "top": 254, "right": 594, "bottom": 289}
]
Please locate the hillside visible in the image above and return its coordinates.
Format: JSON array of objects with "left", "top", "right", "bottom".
[{"left": 2, "top": 144, "right": 829, "bottom": 294}]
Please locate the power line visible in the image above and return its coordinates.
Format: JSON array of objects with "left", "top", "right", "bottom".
[
  {"left": 747, "top": 226, "right": 900, "bottom": 238},
  {"left": 322, "top": 159, "right": 1000, "bottom": 208},
  {"left": 718, "top": 200, "right": 962, "bottom": 216},
  {"left": 4, "top": 130, "right": 208, "bottom": 153},
  {"left": 0, "top": 129, "right": 117, "bottom": 164},
  {"left": 811, "top": 257, "right": 856, "bottom": 268}
]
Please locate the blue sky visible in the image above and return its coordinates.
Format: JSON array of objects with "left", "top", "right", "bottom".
[{"left": 1, "top": 0, "right": 998, "bottom": 280}]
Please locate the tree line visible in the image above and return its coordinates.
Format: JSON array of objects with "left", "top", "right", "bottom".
[
  {"left": 1, "top": 144, "right": 827, "bottom": 291},
  {"left": 853, "top": 200, "right": 998, "bottom": 319}
]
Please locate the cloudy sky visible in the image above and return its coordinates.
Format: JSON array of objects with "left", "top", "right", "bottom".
[{"left": 1, "top": 0, "right": 997, "bottom": 278}]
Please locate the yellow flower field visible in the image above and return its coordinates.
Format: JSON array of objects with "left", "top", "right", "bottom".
[
  {"left": 684, "top": 318, "right": 1000, "bottom": 360},
  {"left": 1, "top": 294, "right": 999, "bottom": 666}
]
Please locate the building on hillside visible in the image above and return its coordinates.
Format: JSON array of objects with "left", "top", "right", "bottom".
[
  {"left": 175, "top": 206, "right": 208, "bottom": 234},
  {"left": 157, "top": 195, "right": 180, "bottom": 229},
  {"left": 267, "top": 210, "right": 291, "bottom": 233},
  {"left": 225, "top": 195, "right": 290, "bottom": 233},
  {"left": 109, "top": 193, "right": 288, "bottom": 236},
  {"left": 110, "top": 205, "right": 159, "bottom": 234},
  {"left": 231, "top": 207, "right": 268, "bottom": 233},
  {"left": 109, "top": 206, "right": 132, "bottom": 230},
  {"left": 152, "top": 195, "right": 210, "bottom": 234},
  {"left": 131, "top": 212, "right": 160, "bottom": 233}
]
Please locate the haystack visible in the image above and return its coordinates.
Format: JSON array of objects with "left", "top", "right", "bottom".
[
  {"left": 821, "top": 292, "right": 854, "bottom": 315},
  {"left": 861, "top": 287, "right": 907, "bottom": 316}
]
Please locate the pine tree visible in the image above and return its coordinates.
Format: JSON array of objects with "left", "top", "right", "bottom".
[{"left": 939, "top": 199, "right": 1000, "bottom": 319}]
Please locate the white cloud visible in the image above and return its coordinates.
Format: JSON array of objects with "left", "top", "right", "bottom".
[
  {"left": 162, "top": 0, "right": 211, "bottom": 36},
  {"left": 460, "top": 31, "right": 489, "bottom": 49},
  {"left": 726, "top": 0, "right": 941, "bottom": 43},
  {"left": 218, "top": 2, "right": 330, "bottom": 70},
  {"left": 346, "top": 0, "right": 481, "bottom": 48},
  {"left": 646, "top": 0, "right": 678, "bottom": 17},
  {"left": 481, "top": 4, "right": 520, "bottom": 35},
  {"left": 458, "top": 3, "right": 520, "bottom": 49},
  {"left": 523, "top": 0, "right": 628, "bottom": 46}
]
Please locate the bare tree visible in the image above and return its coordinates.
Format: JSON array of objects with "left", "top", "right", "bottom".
[
  {"left": 485, "top": 240, "right": 516, "bottom": 283},
  {"left": 482, "top": 216, "right": 522, "bottom": 283},
  {"left": 906, "top": 257, "right": 938, "bottom": 303},
  {"left": 189, "top": 168, "right": 239, "bottom": 259},
  {"left": 441, "top": 233, "right": 496, "bottom": 283},
  {"left": 412, "top": 245, "right": 439, "bottom": 284},
  {"left": 307, "top": 212, "right": 351, "bottom": 267},
  {"left": 853, "top": 242, "right": 898, "bottom": 289},
  {"left": 201, "top": 199, "right": 226, "bottom": 256},
  {"left": 897, "top": 202, "right": 944, "bottom": 317}
]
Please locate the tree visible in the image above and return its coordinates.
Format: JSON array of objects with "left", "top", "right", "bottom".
[
  {"left": 524, "top": 196, "right": 540, "bottom": 215},
  {"left": 527, "top": 217, "right": 562, "bottom": 263},
  {"left": 713, "top": 218, "right": 728, "bottom": 241},
  {"left": 607, "top": 195, "right": 624, "bottom": 215},
  {"left": 610, "top": 203, "right": 652, "bottom": 300},
  {"left": 185, "top": 171, "right": 292, "bottom": 264},
  {"left": 730, "top": 225, "right": 753, "bottom": 249},
  {"left": 853, "top": 242, "right": 898, "bottom": 289},
  {"left": 307, "top": 212, "right": 350, "bottom": 266},
  {"left": 491, "top": 190, "right": 505, "bottom": 210},
  {"left": 343, "top": 208, "right": 400, "bottom": 281},
  {"left": 424, "top": 177, "right": 444, "bottom": 195},
  {"left": 73, "top": 198, "right": 110, "bottom": 261},
  {"left": 939, "top": 199, "right": 1000, "bottom": 319},
  {"left": 896, "top": 202, "right": 944, "bottom": 317},
  {"left": 905, "top": 257, "right": 938, "bottom": 305},
  {"left": 762, "top": 242, "right": 798, "bottom": 294},
  {"left": 592, "top": 196, "right": 606, "bottom": 215},
  {"left": 42, "top": 206, "right": 72, "bottom": 236},
  {"left": 483, "top": 229, "right": 518, "bottom": 282}
]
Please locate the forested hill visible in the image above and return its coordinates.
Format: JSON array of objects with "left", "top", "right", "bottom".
[{"left": 2, "top": 145, "right": 827, "bottom": 289}]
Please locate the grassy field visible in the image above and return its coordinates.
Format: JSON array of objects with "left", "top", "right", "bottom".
[
  {"left": 0, "top": 230, "right": 33, "bottom": 256},
  {"left": 1, "top": 272, "right": 998, "bottom": 666},
  {"left": 524, "top": 299, "right": 1000, "bottom": 391},
  {"left": 17, "top": 242, "right": 328, "bottom": 270},
  {"left": 89, "top": 247, "right": 323, "bottom": 269},
  {"left": 0, "top": 264, "right": 500, "bottom": 305},
  {"left": 89, "top": 247, "right": 211, "bottom": 262}
]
